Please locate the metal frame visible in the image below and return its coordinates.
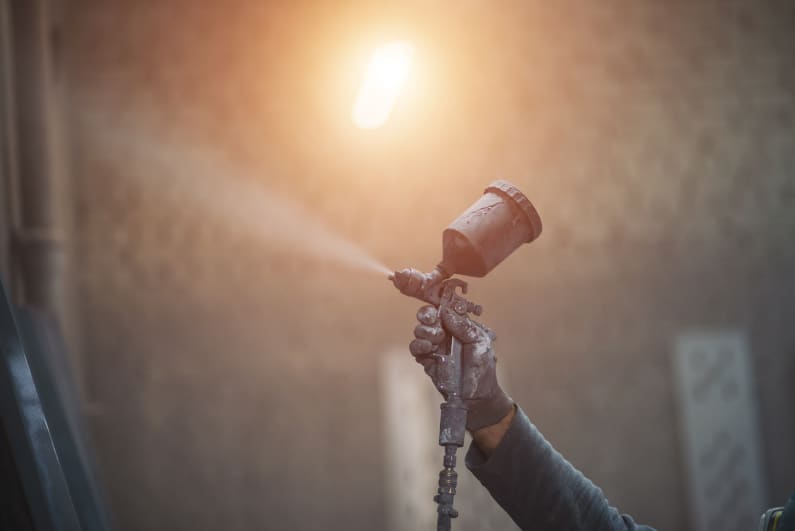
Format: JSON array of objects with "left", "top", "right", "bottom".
[{"left": 0, "top": 279, "right": 112, "bottom": 531}]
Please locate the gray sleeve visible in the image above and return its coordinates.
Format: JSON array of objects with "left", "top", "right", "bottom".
[{"left": 465, "top": 406, "right": 656, "bottom": 531}]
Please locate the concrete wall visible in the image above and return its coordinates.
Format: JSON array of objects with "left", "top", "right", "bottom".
[{"left": 60, "top": 1, "right": 794, "bottom": 530}]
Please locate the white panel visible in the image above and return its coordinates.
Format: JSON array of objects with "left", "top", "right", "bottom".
[
  {"left": 380, "top": 348, "right": 438, "bottom": 531},
  {"left": 673, "top": 331, "right": 766, "bottom": 531},
  {"left": 380, "top": 348, "right": 519, "bottom": 531}
]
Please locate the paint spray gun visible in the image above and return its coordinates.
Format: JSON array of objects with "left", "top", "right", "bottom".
[{"left": 389, "top": 181, "right": 542, "bottom": 531}]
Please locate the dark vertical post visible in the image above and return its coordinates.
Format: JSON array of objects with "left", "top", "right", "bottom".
[
  {"left": 5, "top": 0, "right": 81, "bottom": 390},
  {"left": 0, "top": 0, "right": 18, "bottom": 288}
]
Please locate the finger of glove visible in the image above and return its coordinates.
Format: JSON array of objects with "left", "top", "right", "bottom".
[
  {"left": 416, "top": 305, "right": 439, "bottom": 326},
  {"left": 414, "top": 324, "right": 445, "bottom": 345},
  {"left": 481, "top": 324, "right": 498, "bottom": 342},
  {"left": 410, "top": 338, "right": 437, "bottom": 356},
  {"left": 440, "top": 308, "right": 484, "bottom": 344},
  {"left": 417, "top": 356, "right": 435, "bottom": 374}
]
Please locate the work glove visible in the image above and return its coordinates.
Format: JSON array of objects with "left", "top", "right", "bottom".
[{"left": 409, "top": 305, "right": 514, "bottom": 431}]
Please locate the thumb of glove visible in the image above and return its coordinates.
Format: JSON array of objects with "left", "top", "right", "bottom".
[{"left": 440, "top": 307, "right": 486, "bottom": 344}]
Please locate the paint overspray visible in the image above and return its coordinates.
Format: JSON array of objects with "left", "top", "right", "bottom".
[{"left": 85, "top": 114, "right": 391, "bottom": 278}]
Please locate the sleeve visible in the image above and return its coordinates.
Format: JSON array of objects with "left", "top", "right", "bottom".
[{"left": 465, "top": 406, "right": 656, "bottom": 531}]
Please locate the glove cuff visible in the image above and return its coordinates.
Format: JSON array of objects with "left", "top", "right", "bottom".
[{"left": 466, "top": 387, "right": 514, "bottom": 431}]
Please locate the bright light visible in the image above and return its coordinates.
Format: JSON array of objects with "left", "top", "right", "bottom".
[{"left": 352, "top": 41, "right": 414, "bottom": 129}]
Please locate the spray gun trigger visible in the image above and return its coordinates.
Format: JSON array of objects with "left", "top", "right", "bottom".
[{"left": 444, "top": 278, "right": 468, "bottom": 295}]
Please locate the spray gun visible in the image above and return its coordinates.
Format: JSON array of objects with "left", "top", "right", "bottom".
[{"left": 389, "top": 180, "right": 542, "bottom": 531}]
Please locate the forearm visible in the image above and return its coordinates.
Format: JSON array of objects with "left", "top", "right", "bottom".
[
  {"left": 470, "top": 404, "right": 515, "bottom": 457},
  {"left": 466, "top": 407, "right": 655, "bottom": 531}
]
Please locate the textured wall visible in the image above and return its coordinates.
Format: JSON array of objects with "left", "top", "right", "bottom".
[{"left": 60, "top": 1, "right": 794, "bottom": 530}]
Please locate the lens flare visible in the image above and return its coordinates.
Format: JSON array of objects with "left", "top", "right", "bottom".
[{"left": 352, "top": 41, "right": 414, "bottom": 129}]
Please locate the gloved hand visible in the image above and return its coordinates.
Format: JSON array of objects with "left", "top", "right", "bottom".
[{"left": 409, "top": 305, "right": 514, "bottom": 431}]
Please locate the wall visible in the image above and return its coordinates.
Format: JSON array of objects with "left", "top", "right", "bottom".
[{"left": 60, "top": 1, "right": 795, "bottom": 530}]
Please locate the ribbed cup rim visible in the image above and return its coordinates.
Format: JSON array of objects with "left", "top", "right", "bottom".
[{"left": 484, "top": 180, "right": 543, "bottom": 242}]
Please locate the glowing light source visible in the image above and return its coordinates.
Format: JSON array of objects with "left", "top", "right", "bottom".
[{"left": 352, "top": 41, "right": 414, "bottom": 129}]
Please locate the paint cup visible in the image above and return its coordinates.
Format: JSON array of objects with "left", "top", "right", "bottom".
[{"left": 439, "top": 180, "right": 542, "bottom": 277}]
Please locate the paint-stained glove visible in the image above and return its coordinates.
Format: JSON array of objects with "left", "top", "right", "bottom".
[{"left": 409, "top": 305, "right": 514, "bottom": 431}]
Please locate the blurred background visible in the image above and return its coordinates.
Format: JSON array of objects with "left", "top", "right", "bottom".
[{"left": 1, "top": 1, "right": 793, "bottom": 530}]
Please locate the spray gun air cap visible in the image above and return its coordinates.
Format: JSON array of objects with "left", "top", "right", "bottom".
[{"left": 440, "top": 180, "right": 542, "bottom": 278}]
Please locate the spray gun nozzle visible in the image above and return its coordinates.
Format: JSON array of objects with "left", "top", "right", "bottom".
[
  {"left": 390, "top": 268, "right": 428, "bottom": 296},
  {"left": 390, "top": 266, "right": 457, "bottom": 308}
]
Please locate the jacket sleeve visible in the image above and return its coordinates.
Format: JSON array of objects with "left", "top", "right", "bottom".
[{"left": 465, "top": 406, "right": 656, "bottom": 531}]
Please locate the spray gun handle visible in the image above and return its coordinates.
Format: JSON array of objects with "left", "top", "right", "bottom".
[
  {"left": 434, "top": 284, "right": 470, "bottom": 531},
  {"left": 436, "top": 335, "right": 467, "bottom": 446},
  {"left": 434, "top": 335, "right": 462, "bottom": 400},
  {"left": 436, "top": 279, "right": 472, "bottom": 448}
]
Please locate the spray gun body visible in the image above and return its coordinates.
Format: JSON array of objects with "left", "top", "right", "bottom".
[
  {"left": 390, "top": 180, "right": 542, "bottom": 531},
  {"left": 391, "top": 267, "right": 479, "bottom": 530},
  {"left": 391, "top": 267, "right": 482, "bottom": 422},
  {"left": 391, "top": 267, "right": 482, "bottom": 314}
]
